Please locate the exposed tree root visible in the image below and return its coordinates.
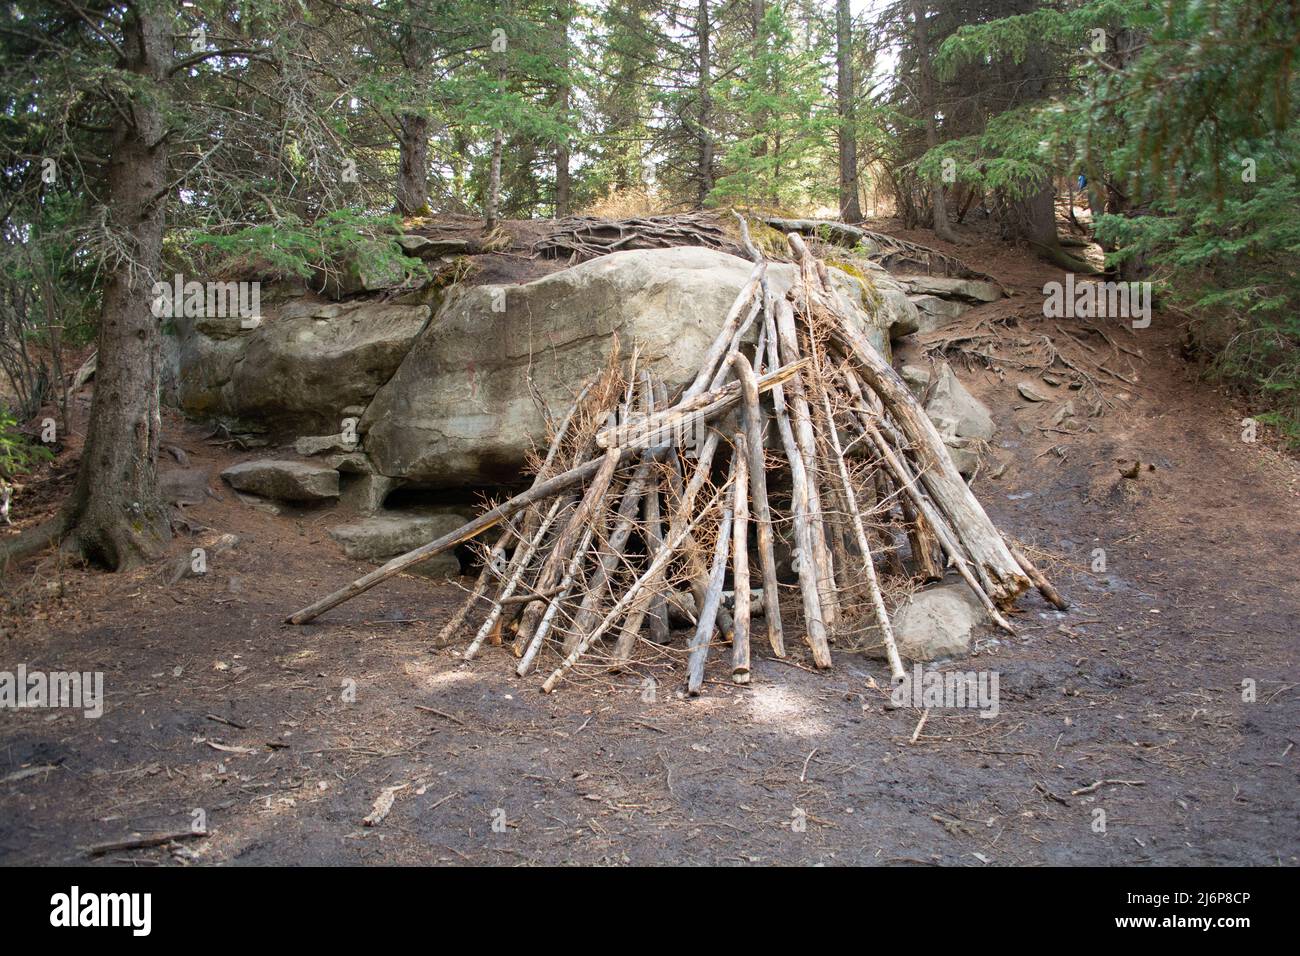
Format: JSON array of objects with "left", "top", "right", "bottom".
[
  {"left": 0, "top": 510, "right": 72, "bottom": 574},
  {"left": 0, "top": 486, "right": 168, "bottom": 575},
  {"left": 760, "top": 216, "right": 996, "bottom": 279},
  {"left": 533, "top": 213, "right": 741, "bottom": 262}
]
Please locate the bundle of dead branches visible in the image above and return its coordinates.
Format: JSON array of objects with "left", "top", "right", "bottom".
[{"left": 288, "top": 223, "right": 1063, "bottom": 694}]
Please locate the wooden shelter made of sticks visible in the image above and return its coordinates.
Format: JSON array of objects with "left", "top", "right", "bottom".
[{"left": 289, "top": 222, "right": 1065, "bottom": 696}]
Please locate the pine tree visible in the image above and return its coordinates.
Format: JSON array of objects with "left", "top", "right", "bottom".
[
  {"left": 0, "top": 0, "right": 389, "bottom": 568},
  {"left": 709, "top": 0, "right": 834, "bottom": 210}
]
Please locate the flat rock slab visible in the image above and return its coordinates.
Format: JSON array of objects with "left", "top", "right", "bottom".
[
  {"left": 160, "top": 467, "right": 215, "bottom": 506},
  {"left": 899, "top": 276, "right": 1003, "bottom": 303},
  {"left": 294, "top": 433, "right": 358, "bottom": 457},
  {"left": 327, "top": 510, "right": 471, "bottom": 568},
  {"left": 222, "top": 460, "right": 339, "bottom": 501},
  {"left": 1017, "top": 381, "right": 1052, "bottom": 402},
  {"left": 398, "top": 235, "right": 471, "bottom": 259}
]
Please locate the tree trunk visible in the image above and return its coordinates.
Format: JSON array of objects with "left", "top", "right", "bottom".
[
  {"left": 989, "top": 42, "right": 1095, "bottom": 272},
  {"left": 554, "top": 10, "right": 572, "bottom": 217},
  {"left": 836, "top": 0, "right": 863, "bottom": 223},
  {"left": 486, "top": 119, "right": 503, "bottom": 229},
  {"left": 395, "top": 113, "right": 431, "bottom": 216},
  {"left": 748, "top": 0, "right": 769, "bottom": 202},
  {"left": 555, "top": 125, "right": 571, "bottom": 217},
  {"left": 486, "top": 49, "right": 507, "bottom": 231},
  {"left": 1009, "top": 176, "right": 1092, "bottom": 270},
  {"left": 68, "top": 4, "right": 171, "bottom": 568},
  {"left": 1097, "top": 27, "right": 1146, "bottom": 282},
  {"left": 910, "top": 0, "right": 961, "bottom": 244},
  {"left": 696, "top": 0, "right": 714, "bottom": 206}
]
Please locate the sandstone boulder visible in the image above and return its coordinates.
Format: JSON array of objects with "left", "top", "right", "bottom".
[
  {"left": 909, "top": 294, "right": 970, "bottom": 333},
  {"left": 328, "top": 510, "right": 472, "bottom": 576},
  {"left": 1017, "top": 381, "right": 1052, "bottom": 403},
  {"left": 294, "top": 433, "right": 359, "bottom": 457},
  {"left": 826, "top": 259, "right": 921, "bottom": 339},
  {"left": 894, "top": 362, "right": 993, "bottom": 478},
  {"left": 927, "top": 363, "right": 996, "bottom": 442},
  {"left": 221, "top": 460, "right": 339, "bottom": 501},
  {"left": 865, "top": 581, "right": 987, "bottom": 661},
  {"left": 900, "top": 364, "right": 932, "bottom": 394},
  {"left": 175, "top": 295, "right": 430, "bottom": 437},
  {"left": 362, "top": 248, "right": 897, "bottom": 488},
  {"left": 159, "top": 467, "right": 215, "bottom": 506},
  {"left": 899, "top": 276, "right": 1003, "bottom": 303}
]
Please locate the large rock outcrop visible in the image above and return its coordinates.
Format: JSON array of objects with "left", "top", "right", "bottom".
[
  {"left": 361, "top": 247, "right": 902, "bottom": 489},
  {"left": 824, "top": 257, "right": 921, "bottom": 340},
  {"left": 173, "top": 291, "right": 431, "bottom": 436},
  {"left": 168, "top": 246, "right": 912, "bottom": 491}
]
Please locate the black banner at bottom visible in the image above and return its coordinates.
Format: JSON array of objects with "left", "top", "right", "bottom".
[{"left": 0, "top": 865, "right": 1282, "bottom": 942}]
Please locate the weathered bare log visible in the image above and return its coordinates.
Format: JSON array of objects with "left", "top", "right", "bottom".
[
  {"left": 730, "top": 431, "right": 752, "bottom": 684},
  {"left": 764, "top": 216, "right": 872, "bottom": 248},
  {"left": 1006, "top": 541, "right": 1069, "bottom": 610},
  {"left": 611, "top": 430, "right": 724, "bottom": 666},
  {"left": 565, "top": 454, "right": 655, "bottom": 654},
  {"left": 433, "top": 528, "right": 510, "bottom": 647},
  {"left": 762, "top": 294, "right": 832, "bottom": 668},
  {"left": 859, "top": 417, "right": 1017, "bottom": 635},
  {"left": 670, "top": 445, "right": 735, "bottom": 637},
  {"left": 846, "top": 364, "right": 1003, "bottom": 599},
  {"left": 515, "top": 377, "right": 599, "bottom": 542},
  {"left": 816, "top": 387, "right": 906, "bottom": 683},
  {"left": 498, "top": 585, "right": 565, "bottom": 605},
  {"left": 683, "top": 262, "right": 763, "bottom": 399},
  {"left": 643, "top": 381, "right": 673, "bottom": 644},
  {"left": 516, "top": 520, "right": 598, "bottom": 675},
  {"left": 802, "top": 345, "right": 855, "bottom": 608},
  {"left": 465, "top": 496, "right": 569, "bottom": 658},
  {"left": 899, "top": 491, "right": 943, "bottom": 582},
  {"left": 774, "top": 297, "right": 840, "bottom": 631},
  {"left": 642, "top": 469, "right": 672, "bottom": 644},
  {"left": 595, "top": 359, "right": 806, "bottom": 450},
  {"left": 729, "top": 352, "right": 784, "bottom": 658},
  {"left": 796, "top": 240, "right": 1028, "bottom": 604},
  {"left": 687, "top": 478, "right": 736, "bottom": 695},
  {"left": 762, "top": 216, "right": 996, "bottom": 280}
]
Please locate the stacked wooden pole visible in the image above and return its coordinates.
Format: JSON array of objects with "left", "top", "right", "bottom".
[{"left": 288, "top": 226, "right": 1060, "bottom": 694}]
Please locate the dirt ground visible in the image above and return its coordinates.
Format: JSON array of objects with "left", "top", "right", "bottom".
[{"left": 1, "top": 229, "right": 1297, "bottom": 866}]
